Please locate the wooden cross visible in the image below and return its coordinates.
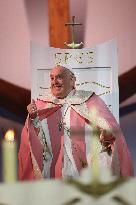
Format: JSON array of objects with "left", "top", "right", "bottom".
[
  {"left": 65, "top": 16, "right": 83, "bottom": 48},
  {"left": 65, "top": 16, "right": 82, "bottom": 42}
]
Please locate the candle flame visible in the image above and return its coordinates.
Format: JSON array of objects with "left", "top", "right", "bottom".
[
  {"left": 5, "top": 129, "right": 15, "bottom": 141},
  {"left": 89, "top": 106, "right": 109, "bottom": 130}
]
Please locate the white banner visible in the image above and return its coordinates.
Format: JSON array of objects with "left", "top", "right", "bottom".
[{"left": 31, "top": 39, "right": 119, "bottom": 121}]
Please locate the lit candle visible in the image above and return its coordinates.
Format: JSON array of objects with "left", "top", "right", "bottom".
[
  {"left": 89, "top": 107, "right": 100, "bottom": 183},
  {"left": 2, "top": 129, "right": 17, "bottom": 182},
  {"left": 91, "top": 125, "right": 100, "bottom": 183}
]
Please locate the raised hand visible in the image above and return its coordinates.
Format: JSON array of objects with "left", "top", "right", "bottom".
[{"left": 27, "top": 99, "right": 37, "bottom": 119}]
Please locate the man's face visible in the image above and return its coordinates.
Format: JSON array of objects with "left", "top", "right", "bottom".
[{"left": 50, "top": 66, "right": 74, "bottom": 99}]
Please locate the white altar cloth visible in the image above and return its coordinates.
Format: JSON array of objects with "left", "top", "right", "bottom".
[{"left": 0, "top": 177, "right": 136, "bottom": 205}]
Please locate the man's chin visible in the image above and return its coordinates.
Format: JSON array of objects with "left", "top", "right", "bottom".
[{"left": 52, "top": 91, "right": 65, "bottom": 99}]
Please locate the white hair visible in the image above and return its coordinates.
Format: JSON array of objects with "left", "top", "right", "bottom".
[
  {"left": 65, "top": 67, "right": 75, "bottom": 78},
  {"left": 64, "top": 67, "right": 76, "bottom": 89},
  {"left": 57, "top": 65, "right": 75, "bottom": 78}
]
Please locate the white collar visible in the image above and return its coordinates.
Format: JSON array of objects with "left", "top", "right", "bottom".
[{"left": 38, "top": 89, "right": 93, "bottom": 105}]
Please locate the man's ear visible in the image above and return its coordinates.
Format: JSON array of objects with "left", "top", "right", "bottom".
[{"left": 70, "top": 76, "right": 76, "bottom": 88}]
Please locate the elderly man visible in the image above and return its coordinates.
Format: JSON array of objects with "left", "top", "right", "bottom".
[{"left": 18, "top": 65, "right": 134, "bottom": 180}]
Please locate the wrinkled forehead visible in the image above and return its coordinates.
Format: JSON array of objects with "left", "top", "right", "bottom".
[{"left": 50, "top": 66, "right": 69, "bottom": 77}]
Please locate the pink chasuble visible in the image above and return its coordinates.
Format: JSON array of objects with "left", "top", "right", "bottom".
[
  {"left": 85, "top": 94, "right": 134, "bottom": 176},
  {"left": 18, "top": 100, "right": 63, "bottom": 180},
  {"left": 18, "top": 92, "right": 134, "bottom": 180},
  {"left": 46, "top": 108, "right": 64, "bottom": 178},
  {"left": 19, "top": 101, "right": 89, "bottom": 180},
  {"left": 42, "top": 104, "right": 88, "bottom": 178},
  {"left": 70, "top": 108, "right": 88, "bottom": 172}
]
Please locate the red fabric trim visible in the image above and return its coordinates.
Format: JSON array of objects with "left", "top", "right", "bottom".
[
  {"left": 47, "top": 108, "right": 64, "bottom": 178},
  {"left": 18, "top": 126, "right": 34, "bottom": 180}
]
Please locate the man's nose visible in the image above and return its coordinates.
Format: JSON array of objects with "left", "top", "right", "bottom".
[{"left": 53, "top": 78, "right": 58, "bottom": 84}]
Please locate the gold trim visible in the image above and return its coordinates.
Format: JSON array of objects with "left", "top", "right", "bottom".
[
  {"left": 30, "top": 146, "right": 43, "bottom": 179},
  {"left": 27, "top": 119, "right": 43, "bottom": 179}
]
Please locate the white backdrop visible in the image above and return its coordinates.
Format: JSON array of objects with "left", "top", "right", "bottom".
[{"left": 31, "top": 40, "right": 119, "bottom": 121}]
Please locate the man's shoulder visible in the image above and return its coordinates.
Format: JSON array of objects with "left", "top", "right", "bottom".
[
  {"left": 75, "top": 90, "right": 93, "bottom": 98},
  {"left": 72, "top": 90, "right": 94, "bottom": 104}
]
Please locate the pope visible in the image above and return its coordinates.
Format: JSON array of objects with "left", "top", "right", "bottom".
[{"left": 18, "top": 65, "right": 134, "bottom": 180}]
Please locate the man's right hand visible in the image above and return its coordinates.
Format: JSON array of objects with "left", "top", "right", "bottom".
[{"left": 27, "top": 99, "right": 37, "bottom": 119}]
